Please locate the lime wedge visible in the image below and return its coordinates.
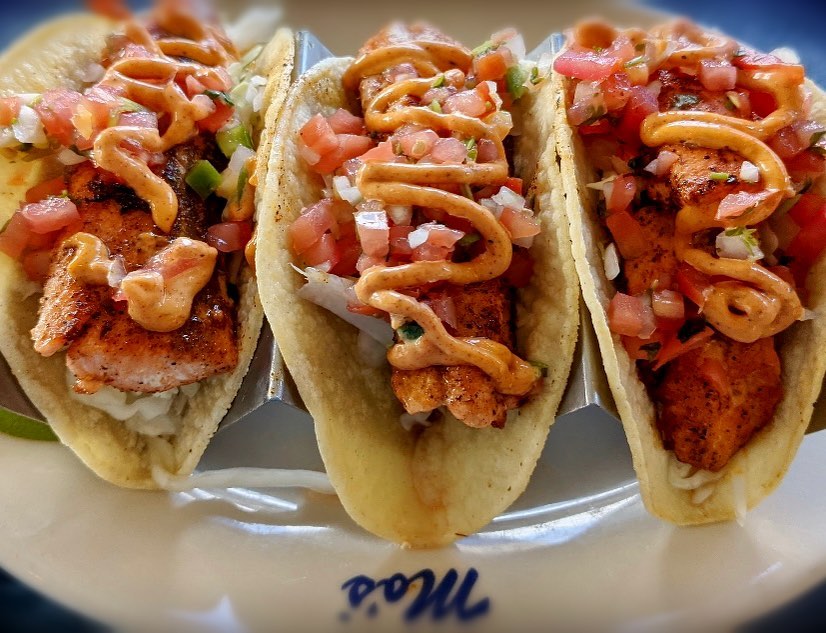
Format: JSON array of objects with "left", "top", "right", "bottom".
[{"left": 0, "top": 408, "right": 57, "bottom": 441}]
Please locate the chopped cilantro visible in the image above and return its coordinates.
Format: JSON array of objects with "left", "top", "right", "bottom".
[
  {"left": 204, "top": 89, "right": 235, "bottom": 106},
  {"left": 458, "top": 233, "right": 481, "bottom": 247},
  {"left": 471, "top": 40, "right": 495, "bottom": 57},
  {"left": 709, "top": 171, "right": 730, "bottom": 182},
  {"left": 399, "top": 321, "right": 424, "bottom": 341}
]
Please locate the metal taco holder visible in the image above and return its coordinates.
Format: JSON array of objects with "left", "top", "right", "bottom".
[{"left": 1, "top": 31, "right": 825, "bottom": 436}]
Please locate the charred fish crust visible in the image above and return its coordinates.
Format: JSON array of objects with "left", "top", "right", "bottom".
[
  {"left": 162, "top": 135, "right": 228, "bottom": 239},
  {"left": 68, "top": 162, "right": 150, "bottom": 213}
]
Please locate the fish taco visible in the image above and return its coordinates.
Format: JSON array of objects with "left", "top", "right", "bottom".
[
  {"left": 554, "top": 18, "right": 826, "bottom": 523},
  {"left": 0, "top": 1, "right": 294, "bottom": 488},
  {"left": 257, "top": 24, "right": 579, "bottom": 546}
]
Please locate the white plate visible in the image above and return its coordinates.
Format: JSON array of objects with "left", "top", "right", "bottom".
[
  {"left": 3, "top": 2, "right": 826, "bottom": 631},
  {"left": 2, "top": 404, "right": 826, "bottom": 633}
]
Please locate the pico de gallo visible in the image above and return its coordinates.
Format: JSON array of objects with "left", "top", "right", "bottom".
[
  {"left": 289, "top": 24, "right": 547, "bottom": 428},
  {"left": 555, "top": 19, "right": 824, "bottom": 477}
]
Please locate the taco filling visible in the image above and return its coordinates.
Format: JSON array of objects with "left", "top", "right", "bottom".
[
  {"left": 288, "top": 24, "right": 547, "bottom": 429},
  {"left": 0, "top": 2, "right": 268, "bottom": 434},
  {"left": 555, "top": 20, "right": 825, "bottom": 482}
]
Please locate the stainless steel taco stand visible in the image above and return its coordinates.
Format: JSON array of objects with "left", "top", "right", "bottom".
[{"left": 1, "top": 30, "right": 825, "bottom": 438}]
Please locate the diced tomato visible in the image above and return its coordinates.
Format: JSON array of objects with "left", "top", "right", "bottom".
[
  {"left": 25, "top": 177, "right": 66, "bottom": 204},
  {"left": 607, "top": 174, "right": 636, "bottom": 214},
  {"left": 431, "top": 137, "right": 468, "bottom": 164},
  {"left": 20, "top": 197, "right": 80, "bottom": 234},
  {"left": 622, "top": 329, "right": 668, "bottom": 361},
  {"left": 355, "top": 210, "right": 389, "bottom": 258},
  {"left": 352, "top": 138, "right": 391, "bottom": 164},
  {"left": 732, "top": 53, "right": 805, "bottom": 84},
  {"left": 288, "top": 200, "right": 338, "bottom": 254},
  {"left": 578, "top": 118, "right": 613, "bottom": 136},
  {"left": 443, "top": 90, "right": 488, "bottom": 118},
  {"left": 476, "top": 138, "right": 498, "bottom": 163},
  {"left": 652, "top": 326, "right": 714, "bottom": 370},
  {"left": 0, "top": 97, "right": 21, "bottom": 126},
  {"left": 503, "top": 247, "right": 534, "bottom": 288},
  {"left": 0, "top": 213, "right": 33, "bottom": 259},
  {"left": 789, "top": 193, "right": 826, "bottom": 228},
  {"left": 788, "top": 209, "right": 826, "bottom": 268},
  {"left": 651, "top": 289, "right": 685, "bottom": 320},
  {"left": 35, "top": 89, "right": 83, "bottom": 146},
  {"left": 504, "top": 177, "right": 523, "bottom": 195},
  {"left": 300, "top": 114, "right": 338, "bottom": 156},
  {"left": 389, "top": 225, "right": 414, "bottom": 257},
  {"left": 21, "top": 249, "right": 53, "bottom": 283},
  {"left": 197, "top": 101, "right": 233, "bottom": 133},
  {"left": 785, "top": 150, "right": 826, "bottom": 182},
  {"left": 424, "top": 294, "right": 458, "bottom": 329},
  {"left": 749, "top": 90, "right": 777, "bottom": 119},
  {"left": 698, "top": 60, "right": 737, "bottom": 92},
  {"left": 206, "top": 221, "right": 253, "bottom": 253},
  {"left": 617, "top": 86, "right": 658, "bottom": 144},
  {"left": 313, "top": 135, "right": 375, "bottom": 174},
  {"left": 553, "top": 49, "right": 620, "bottom": 82},
  {"left": 399, "top": 129, "right": 439, "bottom": 159},
  {"left": 769, "top": 126, "right": 807, "bottom": 159},
  {"left": 327, "top": 109, "right": 365, "bottom": 135},
  {"left": 716, "top": 189, "right": 778, "bottom": 221},
  {"left": 301, "top": 232, "right": 339, "bottom": 270},
  {"left": 85, "top": 0, "right": 131, "bottom": 19},
  {"left": 356, "top": 253, "right": 385, "bottom": 273},
  {"left": 500, "top": 207, "right": 540, "bottom": 241},
  {"left": 601, "top": 73, "right": 632, "bottom": 111},
  {"left": 411, "top": 242, "right": 452, "bottom": 261},
  {"left": 605, "top": 210, "right": 646, "bottom": 259},
  {"left": 675, "top": 263, "right": 712, "bottom": 308},
  {"left": 607, "top": 292, "right": 656, "bottom": 338},
  {"left": 329, "top": 223, "right": 361, "bottom": 277},
  {"left": 474, "top": 49, "right": 510, "bottom": 82}
]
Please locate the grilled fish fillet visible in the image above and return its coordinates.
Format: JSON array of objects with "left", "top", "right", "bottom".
[
  {"left": 391, "top": 280, "right": 520, "bottom": 428},
  {"left": 32, "top": 138, "right": 237, "bottom": 394},
  {"left": 657, "top": 337, "right": 782, "bottom": 471}
]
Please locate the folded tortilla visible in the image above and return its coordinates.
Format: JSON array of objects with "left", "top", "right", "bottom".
[
  {"left": 0, "top": 15, "right": 295, "bottom": 488},
  {"left": 555, "top": 65, "right": 826, "bottom": 524},
  {"left": 256, "top": 56, "right": 579, "bottom": 547}
]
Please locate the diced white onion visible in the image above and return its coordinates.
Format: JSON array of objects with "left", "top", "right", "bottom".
[
  {"left": 716, "top": 231, "right": 764, "bottom": 261},
  {"left": 604, "top": 242, "right": 620, "bottom": 280},
  {"left": 386, "top": 205, "right": 412, "bottom": 225},
  {"left": 12, "top": 105, "right": 47, "bottom": 146},
  {"left": 491, "top": 185, "right": 526, "bottom": 211},
  {"left": 501, "top": 33, "right": 526, "bottom": 61},
  {"left": 740, "top": 161, "right": 759, "bottom": 183},
  {"left": 296, "top": 267, "right": 394, "bottom": 345},
  {"left": 57, "top": 147, "right": 89, "bottom": 165},
  {"left": 480, "top": 197, "right": 503, "bottom": 218},
  {"left": 333, "top": 175, "right": 362, "bottom": 205},
  {"left": 646, "top": 80, "right": 663, "bottom": 98},
  {"left": 107, "top": 256, "right": 126, "bottom": 288},
  {"left": 408, "top": 226, "right": 429, "bottom": 248},
  {"left": 586, "top": 172, "right": 618, "bottom": 192},
  {"left": 217, "top": 145, "right": 255, "bottom": 199}
]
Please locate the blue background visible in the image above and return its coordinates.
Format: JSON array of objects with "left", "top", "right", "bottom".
[{"left": 1, "top": 0, "right": 825, "bottom": 631}]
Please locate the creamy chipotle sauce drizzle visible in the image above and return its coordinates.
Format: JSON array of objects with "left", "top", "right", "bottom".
[
  {"left": 342, "top": 40, "right": 538, "bottom": 396},
  {"left": 638, "top": 25, "right": 805, "bottom": 343},
  {"left": 94, "top": 6, "right": 235, "bottom": 232}
]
